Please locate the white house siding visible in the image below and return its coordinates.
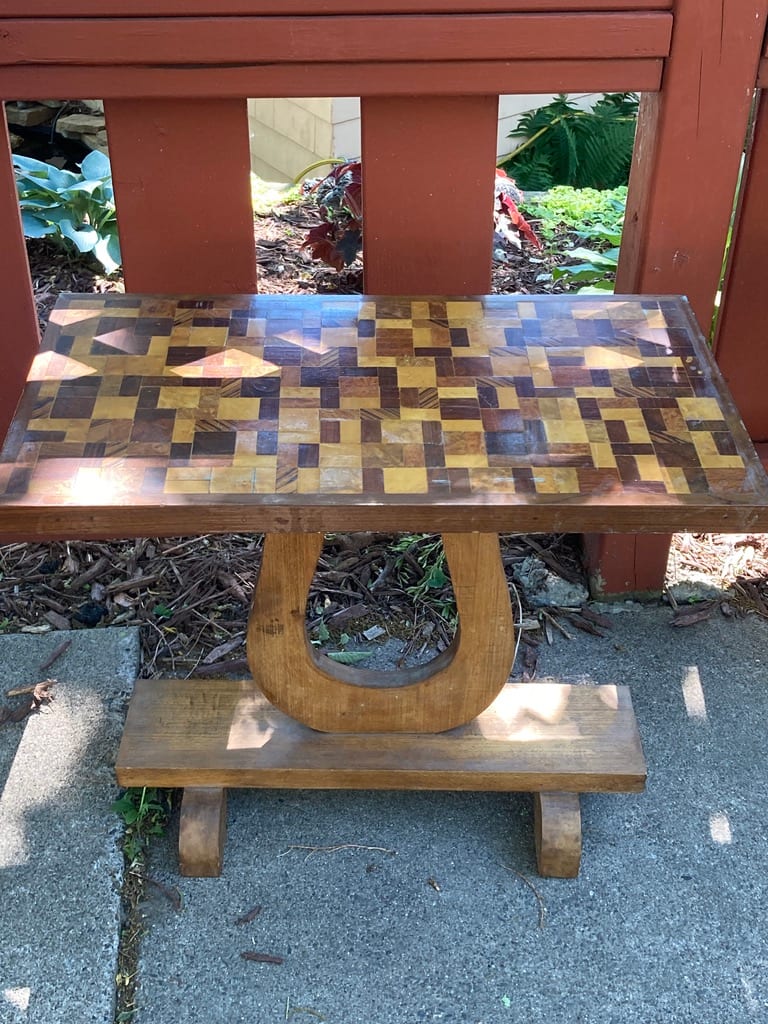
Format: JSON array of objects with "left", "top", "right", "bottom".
[{"left": 248, "top": 94, "right": 598, "bottom": 183}]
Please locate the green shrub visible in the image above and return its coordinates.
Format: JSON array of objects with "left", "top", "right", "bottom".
[
  {"left": 501, "top": 93, "right": 638, "bottom": 192},
  {"left": 523, "top": 185, "right": 627, "bottom": 242},
  {"left": 521, "top": 185, "right": 627, "bottom": 293},
  {"left": 14, "top": 150, "right": 121, "bottom": 275}
]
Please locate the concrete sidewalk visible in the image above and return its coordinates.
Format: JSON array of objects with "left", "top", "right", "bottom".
[
  {"left": 0, "top": 629, "right": 138, "bottom": 1024},
  {"left": 2, "top": 608, "right": 768, "bottom": 1023}
]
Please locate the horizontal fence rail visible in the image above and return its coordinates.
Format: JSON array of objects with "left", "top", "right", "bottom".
[
  {"left": 2, "top": 1, "right": 676, "bottom": 16},
  {"left": 0, "top": 62, "right": 665, "bottom": 101},
  {"left": 0, "top": 14, "right": 672, "bottom": 66}
]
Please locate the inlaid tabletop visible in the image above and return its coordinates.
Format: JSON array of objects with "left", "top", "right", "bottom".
[{"left": 0, "top": 292, "right": 766, "bottom": 537}]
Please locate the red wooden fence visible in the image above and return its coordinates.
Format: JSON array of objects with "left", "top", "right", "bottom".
[
  {"left": 714, "top": 31, "right": 768, "bottom": 451},
  {"left": 0, "top": 1, "right": 766, "bottom": 594}
]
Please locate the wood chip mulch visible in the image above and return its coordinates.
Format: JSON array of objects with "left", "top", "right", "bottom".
[{"left": 0, "top": 532, "right": 586, "bottom": 679}]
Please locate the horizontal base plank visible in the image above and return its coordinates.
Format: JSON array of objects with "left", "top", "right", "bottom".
[{"left": 116, "top": 680, "right": 647, "bottom": 792}]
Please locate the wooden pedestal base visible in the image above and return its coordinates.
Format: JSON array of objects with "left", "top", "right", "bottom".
[{"left": 117, "top": 680, "right": 646, "bottom": 879}]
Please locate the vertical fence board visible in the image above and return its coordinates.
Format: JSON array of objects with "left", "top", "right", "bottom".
[
  {"left": 714, "top": 92, "right": 768, "bottom": 441},
  {"left": 591, "top": 0, "right": 768, "bottom": 595},
  {"left": 104, "top": 98, "right": 257, "bottom": 293},
  {"left": 0, "top": 108, "right": 40, "bottom": 443},
  {"left": 582, "top": 533, "right": 674, "bottom": 600},
  {"left": 616, "top": 0, "right": 766, "bottom": 328},
  {"left": 361, "top": 95, "right": 498, "bottom": 294}
]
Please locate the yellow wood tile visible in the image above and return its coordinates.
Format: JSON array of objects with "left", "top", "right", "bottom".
[
  {"left": 446, "top": 453, "right": 488, "bottom": 468},
  {"left": 380, "top": 422, "right": 425, "bottom": 444},
  {"left": 544, "top": 419, "right": 589, "bottom": 445},
  {"left": 591, "top": 443, "right": 618, "bottom": 469},
  {"left": 469, "top": 469, "right": 517, "bottom": 492},
  {"left": 319, "top": 443, "right": 362, "bottom": 467},
  {"left": 691, "top": 432, "right": 746, "bottom": 468},
  {"left": 92, "top": 396, "right": 139, "bottom": 420},
  {"left": 210, "top": 467, "right": 256, "bottom": 493},
  {"left": 339, "top": 421, "right": 361, "bottom": 444},
  {"left": 532, "top": 467, "right": 580, "bottom": 493},
  {"left": 440, "top": 420, "right": 484, "bottom": 433},
  {"left": 383, "top": 467, "right": 428, "bottom": 493},
  {"left": 397, "top": 366, "right": 437, "bottom": 389},
  {"left": 319, "top": 467, "right": 363, "bottom": 492},
  {"left": 217, "top": 397, "right": 261, "bottom": 420}
]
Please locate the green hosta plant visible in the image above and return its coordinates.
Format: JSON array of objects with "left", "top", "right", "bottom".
[
  {"left": 553, "top": 245, "right": 620, "bottom": 293},
  {"left": 13, "top": 150, "right": 121, "bottom": 275}
]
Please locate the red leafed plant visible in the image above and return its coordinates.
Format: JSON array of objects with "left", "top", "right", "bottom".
[
  {"left": 302, "top": 161, "right": 363, "bottom": 272},
  {"left": 493, "top": 168, "right": 542, "bottom": 250},
  {"left": 303, "top": 161, "right": 540, "bottom": 271}
]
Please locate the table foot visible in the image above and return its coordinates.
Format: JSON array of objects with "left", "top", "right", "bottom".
[
  {"left": 179, "top": 787, "right": 227, "bottom": 877},
  {"left": 533, "top": 791, "right": 582, "bottom": 878}
]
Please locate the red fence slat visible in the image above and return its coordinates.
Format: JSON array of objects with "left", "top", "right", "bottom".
[
  {"left": 0, "top": 110, "right": 40, "bottom": 442},
  {"left": 0, "top": 14, "right": 673, "bottom": 66},
  {"left": 105, "top": 99, "right": 257, "bottom": 294},
  {"left": 361, "top": 95, "right": 498, "bottom": 294},
  {"left": 616, "top": 0, "right": 767, "bottom": 332},
  {"left": 713, "top": 93, "right": 768, "bottom": 441},
  {"left": 1, "top": 1, "right": 676, "bottom": 16},
  {"left": 0, "top": 60, "right": 664, "bottom": 102}
]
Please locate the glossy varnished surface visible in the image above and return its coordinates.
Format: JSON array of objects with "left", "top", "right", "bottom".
[{"left": 1, "top": 293, "right": 767, "bottom": 536}]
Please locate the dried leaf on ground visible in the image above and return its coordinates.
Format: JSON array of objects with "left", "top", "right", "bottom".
[
  {"left": 143, "top": 876, "right": 183, "bottom": 911},
  {"left": 732, "top": 578, "right": 768, "bottom": 619},
  {"left": 240, "top": 951, "right": 284, "bottom": 965},
  {"left": 37, "top": 638, "right": 71, "bottom": 671},
  {"left": 578, "top": 605, "right": 613, "bottom": 630},
  {"left": 202, "top": 635, "right": 245, "bottom": 665},
  {"left": 521, "top": 642, "right": 540, "bottom": 680},
  {"left": 0, "top": 678, "right": 55, "bottom": 725},
  {"left": 671, "top": 601, "right": 717, "bottom": 627},
  {"left": 563, "top": 611, "right": 609, "bottom": 637},
  {"left": 234, "top": 905, "right": 263, "bottom": 926}
]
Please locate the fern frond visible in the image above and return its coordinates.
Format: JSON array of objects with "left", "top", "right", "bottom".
[
  {"left": 503, "top": 93, "right": 638, "bottom": 191},
  {"left": 502, "top": 150, "right": 555, "bottom": 192}
]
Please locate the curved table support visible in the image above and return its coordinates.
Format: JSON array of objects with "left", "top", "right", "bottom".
[{"left": 247, "top": 532, "right": 517, "bottom": 733}]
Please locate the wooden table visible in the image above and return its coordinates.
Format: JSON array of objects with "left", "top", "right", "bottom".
[{"left": 2, "top": 293, "right": 766, "bottom": 877}]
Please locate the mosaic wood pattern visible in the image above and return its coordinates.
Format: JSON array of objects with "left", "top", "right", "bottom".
[{"left": 0, "top": 293, "right": 766, "bottom": 537}]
